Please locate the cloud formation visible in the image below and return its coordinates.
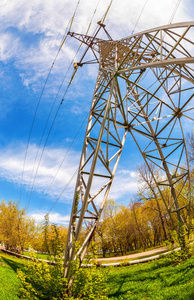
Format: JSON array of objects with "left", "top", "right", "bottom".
[
  {"left": 1, "top": 0, "right": 191, "bottom": 90},
  {"left": 110, "top": 169, "right": 138, "bottom": 202},
  {"left": 30, "top": 211, "right": 70, "bottom": 225},
  {"left": 0, "top": 143, "right": 139, "bottom": 204},
  {"left": 0, "top": 0, "right": 193, "bottom": 221},
  {"left": 0, "top": 143, "right": 79, "bottom": 201}
]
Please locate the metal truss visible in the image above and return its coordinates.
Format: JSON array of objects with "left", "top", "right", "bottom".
[{"left": 64, "top": 22, "right": 194, "bottom": 278}]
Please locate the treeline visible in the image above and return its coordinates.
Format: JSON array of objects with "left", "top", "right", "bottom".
[
  {"left": 0, "top": 165, "right": 193, "bottom": 257},
  {"left": 94, "top": 198, "right": 174, "bottom": 257},
  {"left": 0, "top": 201, "right": 68, "bottom": 253},
  {"left": 93, "top": 164, "right": 193, "bottom": 257}
]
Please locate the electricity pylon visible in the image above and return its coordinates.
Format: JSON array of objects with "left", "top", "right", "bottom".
[{"left": 64, "top": 22, "right": 194, "bottom": 279}]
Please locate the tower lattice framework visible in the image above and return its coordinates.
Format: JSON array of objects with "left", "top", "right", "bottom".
[{"left": 64, "top": 22, "right": 194, "bottom": 278}]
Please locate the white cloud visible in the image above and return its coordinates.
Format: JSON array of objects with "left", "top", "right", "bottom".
[
  {"left": 0, "top": 143, "right": 80, "bottom": 201},
  {"left": 109, "top": 169, "right": 138, "bottom": 200},
  {"left": 30, "top": 211, "right": 70, "bottom": 225},
  {"left": 0, "top": 0, "right": 192, "bottom": 91},
  {"left": 0, "top": 32, "right": 20, "bottom": 61},
  {"left": 103, "top": 0, "right": 191, "bottom": 39},
  {"left": 0, "top": 0, "right": 193, "bottom": 211},
  {"left": 1, "top": 0, "right": 74, "bottom": 35},
  {"left": 0, "top": 142, "right": 140, "bottom": 207}
]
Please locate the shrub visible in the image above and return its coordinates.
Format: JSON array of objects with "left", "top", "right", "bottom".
[
  {"left": 17, "top": 246, "right": 109, "bottom": 300},
  {"left": 159, "top": 242, "right": 194, "bottom": 267},
  {"left": 69, "top": 243, "right": 109, "bottom": 299},
  {"left": 17, "top": 252, "right": 67, "bottom": 300},
  {"left": 70, "top": 263, "right": 109, "bottom": 299}
]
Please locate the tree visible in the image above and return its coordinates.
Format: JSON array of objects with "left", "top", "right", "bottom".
[
  {"left": 187, "top": 132, "right": 194, "bottom": 163},
  {"left": 137, "top": 162, "right": 168, "bottom": 241},
  {"left": 17, "top": 215, "right": 36, "bottom": 251},
  {"left": 0, "top": 199, "right": 35, "bottom": 251},
  {"left": 112, "top": 205, "right": 135, "bottom": 254},
  {"left": 31, "top": 214, "right": 68, "bottom": 255},
  {"left": 96, "top": 218, "right": 111, "bottom": 257}
]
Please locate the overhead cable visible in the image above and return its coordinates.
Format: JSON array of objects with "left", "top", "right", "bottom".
[
  {"left": 59, "top": 0, "right": 81, "bottom": 49},
  {"left": 131, "top": 0, "right": 149, "bottom": 35},
  {"left": 46, "top": 0, "right": 117, "bottom": 213},
  {"left": 21, "top": 0, "right": 81, "bottom": 205},
  {"left": 26, "top": 0, "right": 102, "bottom": 209},
  {"left": 168, "top": 0, "right": 182, "bottom": 24},
  {"left": 38, "top": 114, "right": 88, "bottom": 210},
  {"left": 101, "top": 0, "right": 114, "bottom": 23}
]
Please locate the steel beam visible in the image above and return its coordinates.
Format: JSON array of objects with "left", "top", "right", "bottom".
[{"left": 64, "top": 22, "right": 194, "bottom": 279}]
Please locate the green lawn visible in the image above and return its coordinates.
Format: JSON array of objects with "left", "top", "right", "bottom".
[
  {"left": 22, "top": 251, "right": 51, "bottom": 260},
  {"left": 0, "top": 253, "right": 25, "bottom": 300},
  {"left": 106, "top": 255, "right": 194, "bottom": 299},
  {"left": 0, "top": 250, "right": 194, "bottom": 299}
]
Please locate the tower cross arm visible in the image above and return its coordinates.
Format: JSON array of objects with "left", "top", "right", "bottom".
[
  {"left": 68, "top": 22, "right": 113, "bottom": 68},
  {"left": 67, "top": 31, "right": 103, "bottom": 50}
]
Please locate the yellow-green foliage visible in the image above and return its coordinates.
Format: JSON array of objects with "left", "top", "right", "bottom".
[
  {"left": 17, "top": 244, "right": 109, "bottom": 300},
  {"left": 68, "top": 242, "right": 109, "bottom": 299},
  {"left": 0, "top": 200, "right": 36, "bottom": 251},
  {"left": 17, "top": 253, "right": 67, "bottom": 300},
  {"left": 70, "top": 266, "right": 109, "bottom": 300}
]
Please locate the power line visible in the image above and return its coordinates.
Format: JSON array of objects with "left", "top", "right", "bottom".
[
  {"left": 59, "top": 0, "right": 81, "bottom": 49},
  {"left": 101, "top": 0, "right": 114, "bottom": 23},
  {"left": 48, "top": 168, "right": 78, "bottom": 214},
  {"left": 46, "top": 0, "right": 116, "bottom": 214},
  {"left": 26, "top": 0, "right": 102, "bottom": 209},
  {"left": 131, "top": 0, "right": 149, "bottom": 35},
  {"left": 20, "top": 53, "right": 57, "bottom": 203},
  {"left": 25, "top": 49, "right": 80, "bottom": 208},
  {"left": 25, "top": 57, "right": 79, "bottom": 208},
  {"left": 38, "top": 114, "right": 88, "bottom": 210},
  {"left": 20, "top": 0, "right": 82, "bottom": 206},
  {"left": 26, "top": 80, "right": 73, "bottom": 209},
  {"left": 168, "top": 0, "right": 182, "bottom": 24},
  {"left": 85, "top": 0, "right": 101, "bottom": 35}
]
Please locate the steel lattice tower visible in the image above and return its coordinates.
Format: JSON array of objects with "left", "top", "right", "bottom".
[{"left": 64, "top": 22, "right": 194, "bottom": 279}]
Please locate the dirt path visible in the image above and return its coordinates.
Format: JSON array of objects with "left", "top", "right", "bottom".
[{"left": 97, "top": 246, "right": 168, "bottom": 262}]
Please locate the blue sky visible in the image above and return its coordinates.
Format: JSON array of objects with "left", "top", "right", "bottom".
[{"left": 0, "top": 0, "right": 193, "bottom": 225}]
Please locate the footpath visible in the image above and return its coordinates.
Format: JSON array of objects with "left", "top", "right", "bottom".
[
  {"left": 97, "top": 246, "right": 168, "bottom": 262},
  {"left": 0, "top": 245, "right": 179, "bottom": 267}
]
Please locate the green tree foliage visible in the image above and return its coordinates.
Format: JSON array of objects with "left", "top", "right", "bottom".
[{"left": 70, "top": 266, "right": 108, "bottom": 299}]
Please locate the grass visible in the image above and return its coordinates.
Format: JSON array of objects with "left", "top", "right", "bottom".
[
  {"left": 0, "top": 250, "right": 194, "bottom": 299},
  {"left": 0, "top": 252, "right": 26, "bottom": 300},
  {"left": 106, "top": 254, "right": 194, "bottom": 299},
  {"left": 22, "top": 251, "right": 51, "bottom": 260}
]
